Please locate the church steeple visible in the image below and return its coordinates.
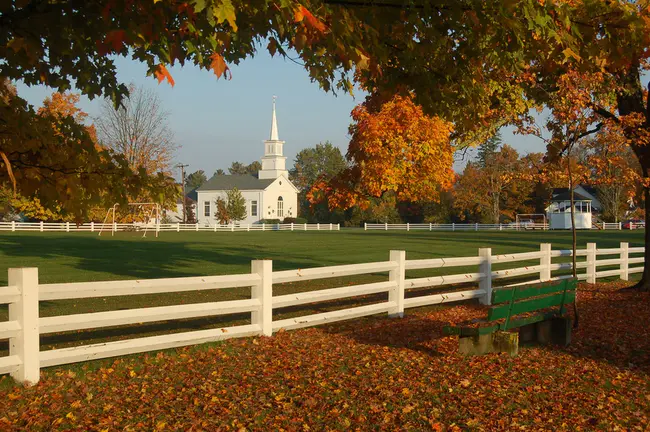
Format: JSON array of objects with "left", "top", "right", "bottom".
[
  {"left": 270, "top": 96, "right": 280, "bottom": 141},
  {"left": 258, "top": 96, "right": 288, "bottom": 180}
]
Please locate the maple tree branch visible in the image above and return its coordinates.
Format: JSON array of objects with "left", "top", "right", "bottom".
[{"left": 322, "top": 0, "right": 470, "bottom": 10}]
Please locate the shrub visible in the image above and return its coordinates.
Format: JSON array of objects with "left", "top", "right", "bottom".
[
  {"left": 283, "top": 217, "right": 308, "bottom": 224},
  {"left": 259, "top": 219, "right": 281, "bottom": 224}
]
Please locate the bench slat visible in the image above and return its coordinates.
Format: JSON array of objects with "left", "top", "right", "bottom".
[
  {"left": 492, "top": 279, "right": 576, "bottom": 304},
  {"left": 488, "top": 291, "right": 576, "bottom": 321}
]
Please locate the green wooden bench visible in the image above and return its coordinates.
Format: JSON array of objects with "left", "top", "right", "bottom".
[{"left": 444, "top": 278, "right": 577, "bottom": 356}]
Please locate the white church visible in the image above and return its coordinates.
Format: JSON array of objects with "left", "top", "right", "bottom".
[{"left": 196, "top": 99, "right": 299, "bottom": 225}]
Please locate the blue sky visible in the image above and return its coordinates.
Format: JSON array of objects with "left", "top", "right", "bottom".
[{"left": 15, "top": 52, "right": 545, "bottom": 181}]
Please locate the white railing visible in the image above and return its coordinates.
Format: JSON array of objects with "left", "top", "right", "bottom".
[
  {"left": 0, "top": 221, "right": 340, "bottom": 233},
  {"left": 1, "top": 241, "right": 644, "bottom": 385},
  {"left": 599, "top": 222, "right": 623, "bottom": 230},
  {"left": 364, "top": 222, "right": 549, "bottom": 231}
]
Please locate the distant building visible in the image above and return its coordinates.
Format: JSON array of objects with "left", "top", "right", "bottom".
[
  {"left": 165, "top": 189, "right": 197, "bottom": 223},
  {"left": 196, "top": 98, "right": 298, "bottom": 225},
  {"left": 546, "top": 188, "right": 595, "bottom": 229}
]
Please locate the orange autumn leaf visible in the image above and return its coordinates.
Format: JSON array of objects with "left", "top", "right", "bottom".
[
  {"left": 154, "top": 64, "right": 175, "bottom": 87},
  {"left": 294, "top": 6, "right": 305, "bottom": 23},
  {"left": 294, "top": 5, "right": 326, "bottom": 33},
  {"left": 210, "top": 53, "right": 231, "bottom": 79}
]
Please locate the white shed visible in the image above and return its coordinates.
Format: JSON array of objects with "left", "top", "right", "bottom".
[{"left": 546, "top": 191, "right": 593, "bottom": 229}]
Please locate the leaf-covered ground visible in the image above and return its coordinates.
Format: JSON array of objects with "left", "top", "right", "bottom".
[{"left": 2, "top": 282, "right": 650, "bottom": 431}]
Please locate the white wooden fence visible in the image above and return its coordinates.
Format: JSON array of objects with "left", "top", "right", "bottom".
[
  {"left": 0, "top": 221, "right": 340, "bottom": 233},
  {"left": 364, "top": 222, "right": 550, "bottom": 231},
  {"left": 0, "top": 241, "right": 644, "bottom": 385},
  {"left": 365, "top": 222, "right": 633, "bottom": 231}
]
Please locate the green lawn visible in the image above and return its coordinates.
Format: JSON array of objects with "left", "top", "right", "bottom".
[
  {"left": 0, "top": 229, "right": 644, "bottom": 355},
  {"left": 0, "top": 229, "right": 644, "bottom": 284}
]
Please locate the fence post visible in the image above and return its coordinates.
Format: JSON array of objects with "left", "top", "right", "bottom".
[
  {"left": 65, "top": 222, "right": 70, "bottom": 232},
  {"left": 364, "top": 223, "right": 367, "bottom": 231},
  {"left": 586, "top": 242, "right": 597, "bottom": 284},
  {"left": 429, "top": 223, "right": 432, "bottom": 231},
  {"left": 176, "top": 223, "right": 180, "bottom": 232},
  {"left": 8, "top": 268, "right": 40, "bottom": 385},
  {"left": 540, "top": 243, "right": 552, "bottom": 281},
  {"left": 304, "top": 223, "right": 307, "bottom": 231},
  {"left": 475, "top": 223, "right": 478, "bottom": 231},
  {"left": 337, "top": 224, "right": 340, "bottom": 231},
  {"left": 247, "top": 224, "right": 250, "bottom": 232},
  {"left": 39, "top": 221, "right": 43, "bottom": 232},
  {"left": 196, "top": 223, "right": 199, "bottom": 232},
  {"left": 291, "top": 222, "right": 294, "bottom": 231},
  {"left": 112, "top": 222, "right": 117, "bottom": 236},
  {"left": 620, "top": 242, "right": 629, "bottom": 281},
  {"left": 90, "top": 222, "right": 94, "bottom": 232},
  {"left": 388, "top": 250, "right": 406, "bottom": 318},
  {"left": 499, "top": 224, "right": 502, "bottom": 231},
  {"left": 11, "top": 221, "right": 15, "bottom": 232},
  {"left": 452, "top": 223, "right": 455, "bottom": 232},
  {"left": 478, "top": 248, "right": 492, "bottom": 305},
  {"left": 317, "top": 223, "right": 320, "bottom": 231},
  {"left": 262, "top": 223, "right": 266, "bottom": 231},
  {"left": 619, "top": 222, "right": 622, "bottom": 230},
  {"left": 385, "top": 222, "right": 388, "bottom": 231},
  {"left": 251, "top": 260, "right": 273, "bottom": 336},
  {"left": 329, "top": 223, "right": 333, "bottom": 231},
  {"left": 406, "top": 223, "right": 410, "bottom": 232}
]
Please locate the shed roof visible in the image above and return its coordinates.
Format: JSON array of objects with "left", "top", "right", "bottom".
[{"left": 551, "top": 191, "right": 592, "bottom": 202}]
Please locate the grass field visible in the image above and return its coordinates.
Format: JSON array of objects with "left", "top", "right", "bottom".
[{"left": 0, "top": 229, "right": 644, "bottom": 285}]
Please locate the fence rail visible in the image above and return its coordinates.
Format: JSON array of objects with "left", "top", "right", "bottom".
[
  {"left": 365, "top": 222, "right": 549, "bottom": 231},
  {"left": 364, "top": 222, "right": 631, "bottom": 231},
  {"left": 0, "top": 221, "right": 340, "bottom": 233},
  {"left": 1, "top": 241, "right": 645, "bottom": 385}
]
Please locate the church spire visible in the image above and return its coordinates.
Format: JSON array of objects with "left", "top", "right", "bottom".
[{"left": 270, "top": 95, "right": 279, "bottom": 141}]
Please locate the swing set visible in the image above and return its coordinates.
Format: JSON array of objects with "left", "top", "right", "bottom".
[{"left": 99, "top": 203, "right": 161, "bottom": 237}]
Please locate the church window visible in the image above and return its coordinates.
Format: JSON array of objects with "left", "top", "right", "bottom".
[
  {"left": 251, "top": 200, "right": 258, "bottom": 217},
  {"left": 277, "top": 196, "right": 284, "bottom": 218},
  {"left": 204, "top": 201, "right": 210, "bottom": 217}
]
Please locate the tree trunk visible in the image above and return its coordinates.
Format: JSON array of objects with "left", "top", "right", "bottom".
[
  {"left": 632, "top": 167, "right": 650, "bottom": 291},
  {"left": 613, "top": 67, "right": 650, "bottom": 290}
]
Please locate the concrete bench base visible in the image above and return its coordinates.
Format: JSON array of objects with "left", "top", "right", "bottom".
[
  {"left": 458, "top": 317, "right": 572, "bottom": 356},
  {"left": 459, "top": 331, "right": 519, "bottom": 356}
]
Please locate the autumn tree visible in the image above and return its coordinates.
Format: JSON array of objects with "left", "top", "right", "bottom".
[
  {"left": 95, "top": 85, "right": 176, "bottom": 174},
  {"left": 214, "top": 197, "right": 229, "bottom": 225},
  {"left": 290, "top": 141, "right": 347, "bottom": 222},
  {"left": 185, "top": 170, "right": 207, "bottom": 190},
  {"left": 0, "top": 84, "right": 175, "bottom": 222},
  {"left": 310, "top": 94, "right": 454, "bottom": 210},
  {"left": 455, "top": 144, "right": 533, "bottom": 224},
  {"left": 583, "top": 126, "right": 641, "bottom": 223}
]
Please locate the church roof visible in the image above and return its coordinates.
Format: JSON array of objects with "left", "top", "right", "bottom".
[{"left": 196, "top": 175, "right": 275, "bottom": 191}]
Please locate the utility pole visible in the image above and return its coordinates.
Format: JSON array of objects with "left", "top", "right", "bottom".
[{"left": 175, "top": 163, "right": 189, "bottom": 223}]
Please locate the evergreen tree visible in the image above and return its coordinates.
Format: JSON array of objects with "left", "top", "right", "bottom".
[{"left": 476, "top": 132, "right": 503, "bottom": 168}]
